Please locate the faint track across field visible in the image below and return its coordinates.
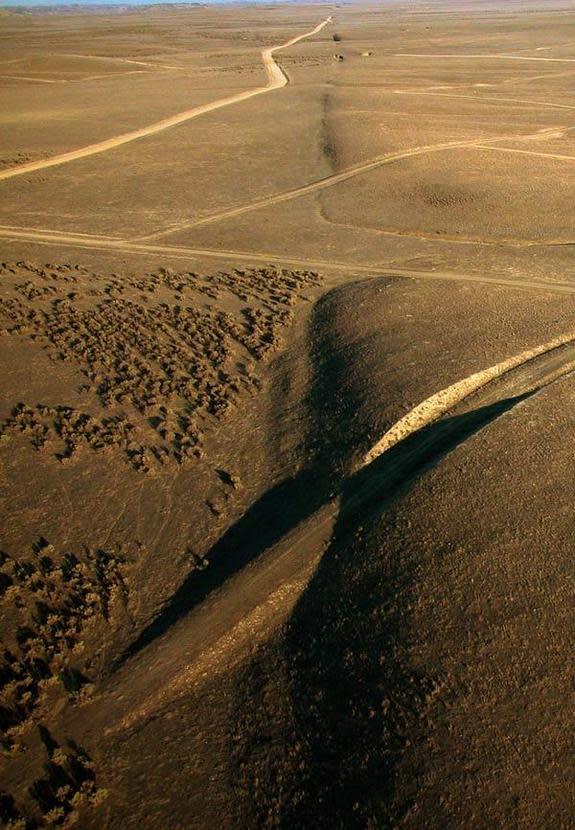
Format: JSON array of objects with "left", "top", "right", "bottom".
[
  {"left": 138, "top": 126, "right": 575, "bottom": 241},
  {"left": 397, "top": 52, "right": 575, "bottom": 63},
  {"left": 137, "top": 137, "right": 504, "bottom": 241},
  {"left": 2, "top": 223, "right": 575, "bottom": 295}
]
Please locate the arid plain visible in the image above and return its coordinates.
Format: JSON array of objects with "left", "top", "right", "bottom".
[{"left": 1, "top": 0, "right": 575, "bottom": 827}]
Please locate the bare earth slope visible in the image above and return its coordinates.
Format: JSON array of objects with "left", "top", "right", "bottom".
[{"left": 227, "top": 277, "right": 575, "bottom": 829}]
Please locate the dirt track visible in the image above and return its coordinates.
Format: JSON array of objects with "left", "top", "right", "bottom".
[
  {"left": 140, "top": 127, "right": 575, "bottom": 240},
  {"left": 398, "top": 52, "right": 575, "bottom": 63},
  {"left": 2, "top": 223, "right": 575, "bottom": 294},
  {"left": 139, "top": 137, "right": 497, "bottom": 239},
  {"left": 394, "top": 89, "right": 575, "bottom": 112},
  {"left": 0, "top": 16, "right": 331, "bottom": 183}
]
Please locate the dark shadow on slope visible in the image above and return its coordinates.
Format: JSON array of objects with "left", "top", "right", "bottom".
[
  {"left": 121, "top": 468, "right": 333, "bottom": 662},
  {"left": 120, "top": 288, "right": 362, "bottom": 666},
  {"left": 302, "top": 278, "right": 399, "bottom": 477},
  {"left": 340, "top": 389, "right": 535, "bottom": 530},
  {"left": 122, "top": 390, "right": 533, "bottom": 670},
  {"left": 244, "top": 392, "right": 535, "bottom": 829}
]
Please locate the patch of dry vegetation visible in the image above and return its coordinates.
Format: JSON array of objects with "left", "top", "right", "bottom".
[
  {"left": 0, "top": 258, "right": 323, "bottom": 827},
  {"left": 0, "top": 261, "right": 322, "bottom": 471},
  {"left": 0, "top": 731, "right": 106, "bottom": 828},
  {"left": 0, "top": 537, "right": 130, "bottom": 749},
  {"left": 0, "top": 152, "right": 51, "bottom": 172},
  {"left": 1, "top": 403, "right": 147, "bottom": 470},
  {"left": 0, "top": 536, "right": 127, "bottom": 827}
]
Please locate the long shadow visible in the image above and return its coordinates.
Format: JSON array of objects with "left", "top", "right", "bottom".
[
  {"left": 341, "top": 389, "right": 535, "bottom": 527},
  {"left": 228, "top": 392, "right": 535, "bottom": 826},
  {"left": 120, "top": 288, "right": 358, "bottom": 665},
  {"left": 122, "top": 390, "right": 533, "bottom": 669},
  {"left": 272, "top": 391, "right": 535, "bottom": 828},
  {"left": 121, "top": 467, "right": 333, "bottom": 662}
]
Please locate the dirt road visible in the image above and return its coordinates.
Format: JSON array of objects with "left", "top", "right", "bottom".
[
  {"left": 139, "top": 137, "right": 499, "bottom": 240},
  {"left": 0, "top": 16, "right": 331, "bottom": 183},
  {"left": 140, "top": 127, "right": 575, "bottom": 240},
  {"left": 2, "top": 223, "right": 575, "bottom": 294}
]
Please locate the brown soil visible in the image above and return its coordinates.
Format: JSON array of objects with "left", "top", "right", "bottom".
[{"left": 1, "top": 1, "right": 575, "bottom": 827}]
